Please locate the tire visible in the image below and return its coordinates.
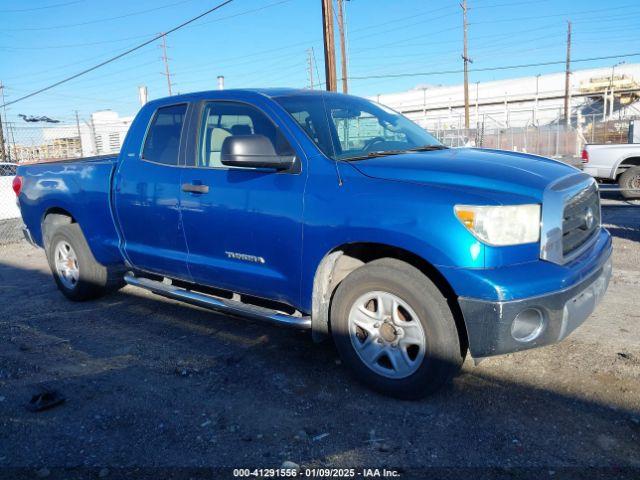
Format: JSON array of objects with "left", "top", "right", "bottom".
[
  {"left": 619, "top": 166, "right": 640, "bottom": 199},
  {"left": 330, "top": 258, "right": 464, "bottom": 400},
  {"left": 46, "top": 223, "right": 124, "bottom": 301}
]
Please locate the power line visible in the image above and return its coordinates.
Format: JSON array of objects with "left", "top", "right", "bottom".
[
  {"left": 0, "top": 0, "right": 293, "bottom": 51},
  {"left": 0, "top": 0, "right": 83, "bottom": 13},
  {"left": 0, "top": 0, "right": 235, "bottom": 109},
  {"left": 3, "top": 0, "right": 201, "bottom": 31},
  {"left": 471, "top": 2, "right": 640, "bottom": 24},
  {"left": 347, "top": 52, "right": 640, "bottom": 81},
  {"left": 0, "top": 34, "right": 152, "bottom": 51}
]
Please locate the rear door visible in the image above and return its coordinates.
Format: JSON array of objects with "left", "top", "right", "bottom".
[
  {"left": 179, "top": 99, "right": 306, "bottom": 306},
  {"left": 113, "top": 103, "right": 192, "bottom": 280}
]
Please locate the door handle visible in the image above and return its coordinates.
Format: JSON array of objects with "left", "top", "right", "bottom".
[{"left": 181, "top": 183, "right": 209, "bottom": 194}]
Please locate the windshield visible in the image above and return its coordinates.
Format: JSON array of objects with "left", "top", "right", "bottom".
[{"left": 274, "top": 93, "right": 442, "bottom": 161}]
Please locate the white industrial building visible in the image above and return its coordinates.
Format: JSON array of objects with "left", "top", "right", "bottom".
[
  {"left": 87, "top": 110, "right": 134, "bottom": 156},
  {"left": 40, "top": 110, "right": 133, "bottom": 158},
  {"left": 373, "top": 64, "right": 640, "bottom": 130}
]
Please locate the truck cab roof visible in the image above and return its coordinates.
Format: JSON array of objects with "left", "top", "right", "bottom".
[{"left": 143, "top": 88, "right": 360, "bottom": 108}]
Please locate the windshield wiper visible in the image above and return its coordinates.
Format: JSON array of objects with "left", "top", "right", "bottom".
[
  {"left": 342, "top": 145, "right": 448, "bottom": 161},
  {"left": 342, "top": 150, "right": 408, "bottom": 161},
  {"left": 406, "top": 145, "right": 449, "bottom": 152}
]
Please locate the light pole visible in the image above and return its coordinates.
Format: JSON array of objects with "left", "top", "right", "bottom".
[
  {"left": 534, "top": 74, "right": 541, "bottom": 126},
  {"left": 475, "top": 81, "right": 479, "bottom": 127}
]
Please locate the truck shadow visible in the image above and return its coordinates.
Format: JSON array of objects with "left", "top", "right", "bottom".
[
  {"left": 0, "top": 253, "right": 638, "bottom": 471},
  {"left": 601, "top": 201, "right": 640, "bottom": 244}
]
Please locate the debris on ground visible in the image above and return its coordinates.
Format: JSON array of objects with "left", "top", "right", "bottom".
[
  {"left": 281, "top": 461, "right": 300, "bottom": 472},
  {"left": 25, "top": 389, "right": 65, "bottom": 413},
  {"left": 312, "top": 433, "right": 329, "bottom": 442}
]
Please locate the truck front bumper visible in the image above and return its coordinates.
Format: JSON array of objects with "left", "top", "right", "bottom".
[{"left": 458, "top": 249, "right": 612, "bottom": 359}]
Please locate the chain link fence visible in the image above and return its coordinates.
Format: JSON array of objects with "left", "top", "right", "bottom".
[
  {"left": 434, "top": 116, "right": 638, "bottom": 167},
  {"left": 0, "top": 162, "right": 22, "bottom": 246},
  {"left": 437, "top": 124, "right": 580, "bottom": 157},
  {"left": 0, "top": 124, "right": 86, "bottom": 247},
  {"left": 0, "top": 117, "right": 132, "bottom": 246},
  {"left": 2, "top": 116, "right": 130, "bottom": 165},
  {"left": 1, "top": 111, "right": 637, "bottom": 246},
  {"left": 5, "top": 124, "right": 84, "bottom": 164}
]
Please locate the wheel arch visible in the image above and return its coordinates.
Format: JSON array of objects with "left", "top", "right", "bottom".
[
  {"left": 614, "top": 156, "right": 640, "bottom": 178},
  {"left": 311, "top": 242, "right": 468, "bottom": 354},
  {"left": 41, "top": 207, "right": 76, "bottom": 249}
]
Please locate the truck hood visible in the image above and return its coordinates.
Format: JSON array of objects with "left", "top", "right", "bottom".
[{"left": 349, "top": 148, "right": 577, "bottom": 202}]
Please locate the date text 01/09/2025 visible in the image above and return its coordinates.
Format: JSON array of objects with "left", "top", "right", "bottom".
[{"left": 232, "top": 467, "right": 401, "bottom": 477}]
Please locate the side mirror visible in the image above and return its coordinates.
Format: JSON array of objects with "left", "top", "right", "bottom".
[{"left": 220, "top": 135, "right": 294, "bottom": 170}]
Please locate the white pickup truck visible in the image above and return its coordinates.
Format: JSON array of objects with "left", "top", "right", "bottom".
[{"left": 582, "top": 144, "right": 640, "bottom": 198}]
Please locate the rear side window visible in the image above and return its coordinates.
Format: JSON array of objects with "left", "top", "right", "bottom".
[{"left": 142, "top": 104, "right": 187, "bottom": 165}]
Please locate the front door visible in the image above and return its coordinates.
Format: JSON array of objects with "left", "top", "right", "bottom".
[
  {"left": 179, "top": 100, "right": 306, "bottom": 307},
  {"left": 113, "top": 103, "right": 191, "bottom": 280}
]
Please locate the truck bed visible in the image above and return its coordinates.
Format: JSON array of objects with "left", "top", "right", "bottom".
[
  {"left": 583, "top": 143, "right": 640, "bottom": 180},
  {"left": 17, "top": 155, "right": 123, "bottom": 265}
]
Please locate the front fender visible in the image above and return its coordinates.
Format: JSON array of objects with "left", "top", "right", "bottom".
[{"left": 300, "top": 160, "right": 490, "bottom": 312}]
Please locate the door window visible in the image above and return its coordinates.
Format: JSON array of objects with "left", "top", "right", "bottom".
[
  {"left": 198, "top": 102, "right": 294, "bottom": 168},
  {"left": 142, "top": 104, "right": 187, "bottom": 165}
]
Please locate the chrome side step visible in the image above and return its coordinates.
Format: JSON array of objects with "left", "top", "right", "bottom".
[{"left": 124, "top": 274, "right": 311, "bottom": 330}]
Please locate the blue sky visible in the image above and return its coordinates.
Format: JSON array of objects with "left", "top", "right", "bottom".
[{"left": 1, "top": 0, "right": 639, "bottom": 125}]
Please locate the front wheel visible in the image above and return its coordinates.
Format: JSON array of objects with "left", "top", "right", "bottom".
[
  {"left": 46, "top": 223, "right": 124, "bottom": 301},
  {"left": 619, "top": 166, "right": 640, "bottom": 199},
  {"left": 330, "top": 258, "right": 465, "bottom": 399}
]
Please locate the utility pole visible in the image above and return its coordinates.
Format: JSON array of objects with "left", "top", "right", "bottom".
[
  {"left": 74, "top": 110, "right": 83, "bottom": 157},
  {"left": 475, "top": 81, "right": 480, "bottom": 126},
  {"left": 534, "top": 73, "right": 540, "bottom": 125},
  {"left": 160, "top": 33, "right": 173, "bottom": 96},
  {"left": 0, "top": 115, "right": 5, "bottom": 162},
  {"left": 321, "top": 0, "right": 337, "bottom": 92},
  {"left": 461, "top": 0, "right": 470, "bottom": 129},
  {"left": 336, "top": 0, "right": 348, "bottom": 94},
  {"left": 0, "top": 82, "right": 6, "bottom": 161},
  {"left": 564, "top": 21, "right": 572, "bottom": 125},
  {"left": 307, "top": 49, "right": 314, "bottom": 89},
  {"left": 608, "top": 61, "right": 624, "bottom": 120}
]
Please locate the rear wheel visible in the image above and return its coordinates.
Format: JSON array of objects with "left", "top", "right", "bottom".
[
  {"left": 619, "top": 166, "right": 640, "bottom": 199},
  {"left": 330, "top": 258, "right": 464, "bottom": 399},
  {"left": 46, "top": 223, "right": 124, "bottom": 301}
]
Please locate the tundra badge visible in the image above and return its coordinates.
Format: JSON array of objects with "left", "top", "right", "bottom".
[{"left": 225, "top": 251, "right": 266, "bottom": 264}]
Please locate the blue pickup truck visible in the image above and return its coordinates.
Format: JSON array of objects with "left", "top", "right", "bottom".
[{"left": 15, "top": 89, "right": 612, "bottom": 399}]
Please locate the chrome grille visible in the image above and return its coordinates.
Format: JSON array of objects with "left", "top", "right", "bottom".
[{"left": 562, "top": 183, "right": 600, "bottom": 256}]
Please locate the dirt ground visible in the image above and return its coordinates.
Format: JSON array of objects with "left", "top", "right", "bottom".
[{"left": 0, "top": 194, "right": 638, "bottom": 478}]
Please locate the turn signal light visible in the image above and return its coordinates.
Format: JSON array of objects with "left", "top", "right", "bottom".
[
  {"left": 12, "top": 175, "right": 23, "bottom": 196},
  {"left": 455, "top": 209, "right": 475, "bottom": 229}
]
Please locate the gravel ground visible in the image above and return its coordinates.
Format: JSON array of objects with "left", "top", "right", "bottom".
[{"left": 0, "top": 196, "right": 638, "bottom": 478}]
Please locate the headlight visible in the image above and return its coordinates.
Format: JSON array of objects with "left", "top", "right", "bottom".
[{"left": 454, "top": 204, "right": 541, "bottom": 246}]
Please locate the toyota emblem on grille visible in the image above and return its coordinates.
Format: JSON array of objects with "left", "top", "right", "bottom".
[{"left": 584, "top": 207, "right": 595, "bottom": 229}]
